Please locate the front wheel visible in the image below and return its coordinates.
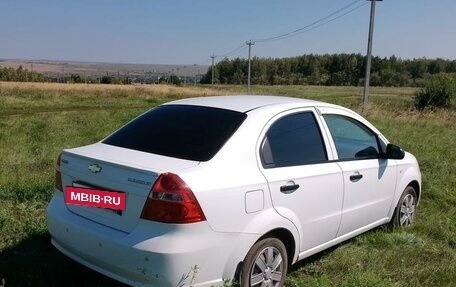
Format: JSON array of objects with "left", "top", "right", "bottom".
[
  {"left": 239, "top": 238, "right": 288, "bottom": 287},
  {"left": 391, "top": 186, "right": 418, "bottom": 227}
]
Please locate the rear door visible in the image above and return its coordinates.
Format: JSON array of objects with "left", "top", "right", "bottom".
[{"left": 259, "top": 108, "right": 344, "bottom": 252}]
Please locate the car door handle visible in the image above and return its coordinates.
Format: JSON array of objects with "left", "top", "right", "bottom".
[
  {"left": 349, "top": 173, "right": 363, "bottom": 182},
  {"left": 280, "top": 184, "right": 300, "bottom": 193}
]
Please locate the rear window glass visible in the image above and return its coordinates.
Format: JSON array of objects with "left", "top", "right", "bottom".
[{"left": 103, "top": 105, "right": 246, "bottom": 161}]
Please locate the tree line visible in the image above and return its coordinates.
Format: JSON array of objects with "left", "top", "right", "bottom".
[
  {"left": 0, "top": 65, "right": 48, "bottom": 82},
  {"left": 200, "top": 54, "right": 456, "bottom": 87},
  {"left": 3, "top": 56, "right": 455, "bottom": 88}
]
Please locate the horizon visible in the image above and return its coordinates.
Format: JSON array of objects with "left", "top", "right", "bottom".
[{"left": 1, "top": 51, "right": 454, "bottom": 68}]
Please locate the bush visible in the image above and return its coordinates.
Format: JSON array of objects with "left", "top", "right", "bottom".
[{"left": 415, "top": 73, "right": 456, "bottom": 110}]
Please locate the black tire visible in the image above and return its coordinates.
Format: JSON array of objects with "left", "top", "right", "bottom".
[
  {"left": 239, "top": 238, "right": 288, "bottom": 287},
  {"left": 391, "top": 186, "right": 418, "bottom": 228}
]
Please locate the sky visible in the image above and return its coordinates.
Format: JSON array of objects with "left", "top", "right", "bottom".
[{"left": 0, "top": 0, "right": 455, "bottom": 65}]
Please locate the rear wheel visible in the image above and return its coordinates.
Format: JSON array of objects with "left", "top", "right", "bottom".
[
  {"left": 391, "top": 186, "right": 418, "bottom": 227},
  {"left": 240, "top": 238, "right": 288, "bottom": 287}
]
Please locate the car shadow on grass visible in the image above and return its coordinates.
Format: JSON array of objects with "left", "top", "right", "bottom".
[
  {"left": 0, "top": 232, "right": 128, "bottom": 287},
  {"left": 286, "top": 224, "right": 393, "bottom": 276},
  {"left": 287, "top": 243, "right": 341, "bottom": 274}
]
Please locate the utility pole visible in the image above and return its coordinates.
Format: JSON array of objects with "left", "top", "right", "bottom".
[
  {"left": 246, "top": 40, "right": 255, "bottom": 94},
  {"left": 363, "top": 0, "right": 381, "bottom": 109},
  {"left": 193, "top": 64, "right": 197, "bottom": 86},
  {"left": 210, "top": 55, "right": 216, "bottom": 86}
]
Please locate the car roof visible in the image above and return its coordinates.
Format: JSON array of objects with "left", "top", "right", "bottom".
[{"left": 165, "top": 95, "right": 334, "bottom": 113}]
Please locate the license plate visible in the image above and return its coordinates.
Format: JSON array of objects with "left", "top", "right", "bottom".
[{"left": 65, "top": 186, "right": 126, "bottom": 211}]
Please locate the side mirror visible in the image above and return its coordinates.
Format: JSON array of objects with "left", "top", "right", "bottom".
[{"left": 385, "top": 144, "right": 405, "bottom": 160}]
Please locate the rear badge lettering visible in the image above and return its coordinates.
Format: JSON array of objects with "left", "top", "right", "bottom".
[
  {"left": 128, "top": 177, "right": 152, "bottom": 186},
  {"left": 65, "top": 186, "right": 126, "bottom": 211}
]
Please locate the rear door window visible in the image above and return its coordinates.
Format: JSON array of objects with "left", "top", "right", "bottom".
[
  {"left": 261, "top": 112, "right": 328, "bottom": 168},
  {"left": 103, "top": 105, "right": 247, "bottom": 161}
]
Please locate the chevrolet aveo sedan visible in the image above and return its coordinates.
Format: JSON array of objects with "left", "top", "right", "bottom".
[{"left": 47, "top": 96, "right": 421, "bottom": 287}]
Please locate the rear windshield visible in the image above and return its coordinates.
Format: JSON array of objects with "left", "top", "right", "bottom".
[{"left": 103, "top": 105, "right": 247, "bottom": 161}]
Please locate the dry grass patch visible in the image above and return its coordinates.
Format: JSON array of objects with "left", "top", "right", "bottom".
[{"left": 0, "top": 81, "right": 229, "bottom": 97}]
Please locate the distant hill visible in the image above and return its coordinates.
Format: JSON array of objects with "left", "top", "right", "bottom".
[{"left": 0, "top": 59, "right": 209, "bottom": 80}]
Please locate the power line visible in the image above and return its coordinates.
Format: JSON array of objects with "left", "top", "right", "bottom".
[
  {"left": 215, "top": 43, "right": 247, "bottom": 58},
  {"left": 273, "top": 2, "right": 369, "bottom": 42},
  {"left": 209, "top": 0, "right": 367, "bottom": 63},
  {"left": 222, "top": 45, "right": 248, "bottom": 59},
  {"left": 255, "top": 0, "right": 368, "bottom": 43},
  {"left": 210, "top": 0, "right": 367, "bottom": 64}
]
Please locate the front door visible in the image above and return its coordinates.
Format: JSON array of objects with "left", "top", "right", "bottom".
[{"left": 322, "top": 114, "right": 397, "bottom": 236}]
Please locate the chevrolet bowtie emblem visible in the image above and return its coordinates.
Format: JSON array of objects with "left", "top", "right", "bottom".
[{"left": 88, "top": 163, "right": 102, "bottom": 173}]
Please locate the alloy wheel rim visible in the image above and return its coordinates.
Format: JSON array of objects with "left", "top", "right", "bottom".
[
  {"left": 399, "top": 194, "right": 416, "bottom": 226},
  {"left": 250, "top": 246, "right": 284, "bottom": 287}
]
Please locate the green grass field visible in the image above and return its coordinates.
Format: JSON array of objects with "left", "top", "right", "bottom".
[{"left": 0, "top": 82, "right": 455, "bottom": 287}]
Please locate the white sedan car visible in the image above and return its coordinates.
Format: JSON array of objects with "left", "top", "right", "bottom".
[{"left": 47, "top": 95, "right": 421, "bottom": 287}]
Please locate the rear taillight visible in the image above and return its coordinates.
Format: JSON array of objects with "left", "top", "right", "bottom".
[
  {"left": 141, "top": 173, "right": 206, "bottom": 224},
  {"left": 55, "top": 153, "right": 63, "bottom": 192}
]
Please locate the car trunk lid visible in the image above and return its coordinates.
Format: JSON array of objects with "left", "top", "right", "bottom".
[{"left": 59, "top": 143, "right": 199, "bottom": 233}]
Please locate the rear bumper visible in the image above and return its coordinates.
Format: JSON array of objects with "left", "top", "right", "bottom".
[{"left": 46, "top": 192, "right": 255, "bottom": 287}]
